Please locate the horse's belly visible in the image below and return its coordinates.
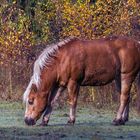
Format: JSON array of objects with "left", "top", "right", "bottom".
[{"left": 81, "top": 68, "right": 115, "bottom": 86}]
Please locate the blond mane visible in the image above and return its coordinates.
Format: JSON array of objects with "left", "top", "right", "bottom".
[{"left": 23, "top": 37, "right": 76, "bottom": 102}]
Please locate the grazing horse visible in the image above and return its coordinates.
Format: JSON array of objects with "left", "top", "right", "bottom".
[{"left": 23, "top": 36, "right": 140, "bottom": 126}]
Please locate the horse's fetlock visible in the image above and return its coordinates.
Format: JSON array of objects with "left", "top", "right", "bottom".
[
  {"left": 67, "top": 118, "right": 75, "bottom": 125},
  {"left": 112, "top": 118, "right": 125, "bottom": 126}
]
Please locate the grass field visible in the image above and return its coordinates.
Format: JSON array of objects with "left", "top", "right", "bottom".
[{"left": 0, "top": 102, "right": 140, "bottom": 140}]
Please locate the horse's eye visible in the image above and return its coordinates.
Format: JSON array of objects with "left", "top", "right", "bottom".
[{"left": 28, "top": 100, "right": 33, "bottom": 105}]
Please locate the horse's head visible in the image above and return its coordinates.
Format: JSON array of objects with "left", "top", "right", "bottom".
[{"left": 24, "top": 84, "right": 48, "bottom": 126}]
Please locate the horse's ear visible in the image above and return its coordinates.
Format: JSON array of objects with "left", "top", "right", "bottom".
[{"left": 31, "top": 84, "right": 37, "bottom": 93}]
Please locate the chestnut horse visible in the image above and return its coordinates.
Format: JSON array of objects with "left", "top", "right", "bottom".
[{"left": 23, "top": 36, "right": 140, "bottom": 126}]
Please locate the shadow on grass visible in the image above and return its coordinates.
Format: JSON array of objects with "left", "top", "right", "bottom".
[{"left": 0, "top": 120, "right": 140, "bottom": 140}]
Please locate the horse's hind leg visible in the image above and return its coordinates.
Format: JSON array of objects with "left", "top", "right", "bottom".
[
  {"left": 113, "top": 74, "right": 134, "bottom": 125},
  {"left": 122, "top": 96, "right": 130, "bottom": 122},
  {"left": 67, "top": 79, "right": 79, "bottom": 124},
  {"left": 115, "top": 75, "right": 130, "bottom": 123}
]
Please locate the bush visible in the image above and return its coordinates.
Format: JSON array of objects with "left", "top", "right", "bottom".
[{"left": 0, "top": 0, "right": 139, "bottom": 107}]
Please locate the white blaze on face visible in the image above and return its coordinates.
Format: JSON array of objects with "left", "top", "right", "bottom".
[{"left": 24, "top": 101, "right": 29, "bottom": 118}]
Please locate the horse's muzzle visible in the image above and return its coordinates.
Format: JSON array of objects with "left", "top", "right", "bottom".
[{"left": 24, "top": 117, "right": 36, "bottom": 126}]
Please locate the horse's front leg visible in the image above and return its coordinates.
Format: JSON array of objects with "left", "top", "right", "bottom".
[
  {"left": 40, "top": 105, "right": 52, "bottom": 126},
  {"left": 67, "top": 79, "right": 79, "bottom": 125},
  {"left": 40, "top": 87, "right": 64, "bottom": 126}
]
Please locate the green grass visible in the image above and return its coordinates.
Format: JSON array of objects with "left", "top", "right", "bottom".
[{"left": 0, "top": 102, "right": 140, "bottom": 140}]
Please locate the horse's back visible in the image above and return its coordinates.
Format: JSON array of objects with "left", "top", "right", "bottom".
[
  {"left": 57, "top": 36, "right": 140, "bottom": 86},
  {"left": 57, "top": 38, "right": 116, "bottom": 86}
]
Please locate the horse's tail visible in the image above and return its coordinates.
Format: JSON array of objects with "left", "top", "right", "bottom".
[
  {"left": 136, "top": 40, "right": 140, "bottom": 113},
  {"left": 136, "top": 72, "right": 140, "bottom": 114}
]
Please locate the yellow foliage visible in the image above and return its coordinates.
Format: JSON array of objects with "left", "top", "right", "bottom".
[
  {"left": 0, "top": 3, "right": 34, "bottom": 66},
  {"left": 58, "top": 0, "right": 139, "bottom": 39},
  {"left": 0, "top": 0, "right": 139, "bottom": 66}
]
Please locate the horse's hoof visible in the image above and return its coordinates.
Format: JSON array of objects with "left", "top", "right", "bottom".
[
  {"left": 38, "top": 120, "right": 49, "bottom": 126},
  {"left": 122, "top": 118, "right": 128, "bottom": 122},
  {"left": 38, "top": 122, "right": 48, "bottom": 126},
  {"left": 112, "top": 118, "right": 125, "bottom": 126},
  {"left": 67, "top": 119, "right": 75, "bottom": 125}
]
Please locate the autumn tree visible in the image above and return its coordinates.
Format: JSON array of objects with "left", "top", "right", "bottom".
[
  {"left": 0, "top": 0, "right": 139, "bottom": 105},
  {"left": 0, "top": 2, "right": 34, "bottom": 99}
]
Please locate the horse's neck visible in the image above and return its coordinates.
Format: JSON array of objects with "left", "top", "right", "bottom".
[{"left": 40, "top": 66, "right": 57, "bottom": 92}]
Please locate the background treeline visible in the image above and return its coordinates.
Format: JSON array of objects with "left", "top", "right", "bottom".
[{"left": 0, "top": 0, "right": 140, "bottom": 109}]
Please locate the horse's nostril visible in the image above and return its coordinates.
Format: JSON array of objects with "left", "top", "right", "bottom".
[{"left": 24, "top": 117, "right": 36, "bottom": 126}]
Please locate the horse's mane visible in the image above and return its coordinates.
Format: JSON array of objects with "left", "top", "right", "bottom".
[{"left": 23, "top": 37, "right": 76, "bottom": 102}]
